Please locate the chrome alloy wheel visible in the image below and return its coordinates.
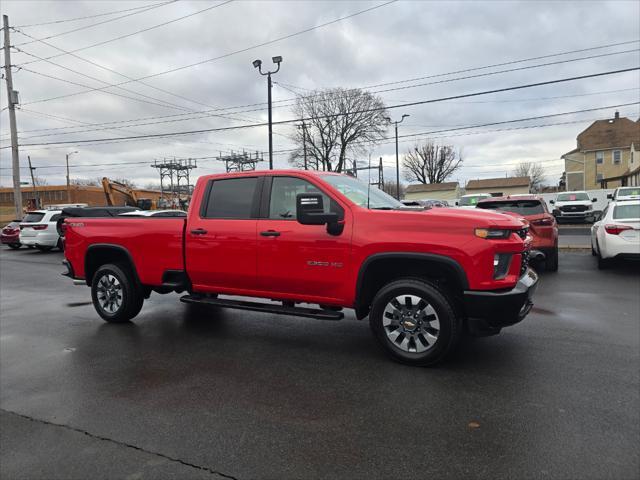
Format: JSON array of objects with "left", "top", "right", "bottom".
[
  {"left": 96, "top": 274, "right": 123, "bottom": 314},
  {"left": 382, "top": 295, "right": 440, "bottom": 353}
]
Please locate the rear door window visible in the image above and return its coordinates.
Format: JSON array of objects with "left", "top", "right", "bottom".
[
  {"left": 203, "top": 177, "right": 259, "bottom": 219},
  {"left": 477, "top": 201, "right": 544, "bottom": 215},
  {"left": 22, "top": 212, "right": 45, "bottom": 223}
]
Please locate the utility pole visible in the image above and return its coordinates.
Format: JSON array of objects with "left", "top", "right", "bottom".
[
  {"left": 65, "top": 150, "right": 78, "bottom": 203},
  {"left": 27, "top": 155, "right": 39, "bottom": 208},
  {"left": 298, "top": 122, "right": 308, "bottom": 170},
  {"left": 385, "top": 114, "right": 410, "bottom": 200},
  {"left": 3, "top": 15, "right": 22, "bottom": 218}
]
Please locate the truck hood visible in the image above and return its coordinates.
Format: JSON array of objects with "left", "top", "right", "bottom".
[{"left": 396, "top": 206, "right": 525, "bottom": 228}]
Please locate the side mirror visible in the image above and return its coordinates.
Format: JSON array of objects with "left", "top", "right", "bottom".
[
  {"left": 607, "top": 194, "right": 613, "bottom": 199},
  {"left": 455, "top": 201, "right": 459, "bottom": 206},
  {"left": 549, "top": 199, "right": 555, "bottom": 205},
  {"left": 591, "top": 198, "right": 597, "bottom": 202},
  {"left": 296, "top": 193, "right": 342, "bottom": 235}
]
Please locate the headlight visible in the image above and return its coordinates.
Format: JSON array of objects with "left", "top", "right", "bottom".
[
  {"left": 475, "top": 228, "right": 512, "bottom": 239},
  {"left": 586, "top": 204, "right": 593, "bottom": 210}
]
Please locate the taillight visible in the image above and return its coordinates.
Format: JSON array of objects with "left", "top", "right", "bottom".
[
  {"left": 32, "top": 224, "right": 48, "bottom": 230},
  {"left": 531, "top": 217, "right": 554, "bottom": 226},
  {"left": 604, "top": 224, "right": 632, "bottom": 235}
]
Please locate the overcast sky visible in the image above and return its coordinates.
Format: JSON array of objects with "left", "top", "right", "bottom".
[{"left": 1, "top": 0, "right": 638, "bottom": 189}]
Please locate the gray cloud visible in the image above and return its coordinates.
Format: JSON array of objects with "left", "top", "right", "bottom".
[{"left": 1, "top": 0, "right": 638, "bottom": 189}]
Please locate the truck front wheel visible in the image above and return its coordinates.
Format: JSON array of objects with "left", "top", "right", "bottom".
[
  {"left": 369, "top": 279, "right": 462, "bottom": 366},
  {"left": 91, "top": 263, "right": 144, "bottom": 323}
]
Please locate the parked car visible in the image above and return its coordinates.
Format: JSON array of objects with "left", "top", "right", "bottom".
[
  {"left": 19, "top": 210, "right": 63, "bottom": 251},
  {"left": 591, "top": 199, "right": 640, "bottom": 269},
  {"left": 476, "top": 196, "right": 559, "bottom": 271},
  {"left": 550, "top": 191, "right": 597, "bottom": 223},
  {"left": 456, "top": 193, "right": 492, "bottom": 209},
  {"left": 607, "top": 186, "right": 640, "bottom": 201},
  {"left": 1, "top": 220, "right": 22, "bottom": 249},
  {"left": 118, "top": 209, "right": 187, "bottom": 217},
  {"left": 63, "top": 170, "right": 538, "bottom": 366}
]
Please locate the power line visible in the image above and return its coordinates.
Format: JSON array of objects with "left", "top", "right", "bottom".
[
  {"left": 7, "top": 86, "right": 637, "bottom": 140},
  {"left": 12, "top": 1, "right": 178, "bottom": 47},
  {"left": 12, "top": 26, "right": 262, "bottom": 125},
  {"left": 9, "top": 67, "right": 636, "bottom": 148},
  {"left": 14, "top": 0, "right": 399, "bottom": 104},
  {"left": 14, "top": 2, "right": 173, "bottom": 28}
]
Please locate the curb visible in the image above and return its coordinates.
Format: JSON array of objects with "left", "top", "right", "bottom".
[{"left": 558, "top": 245, "right": 590, "bottom": 251}]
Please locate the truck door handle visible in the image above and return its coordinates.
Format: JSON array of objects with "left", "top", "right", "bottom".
[
  {"left": 260, "top": 230, "right": 281, "bottom": 237},
  {"left": 190, "top": 228, "right": 208, "bottom": 235}
]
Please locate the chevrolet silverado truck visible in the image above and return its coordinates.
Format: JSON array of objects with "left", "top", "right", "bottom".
[{"left": 63, "top": 170, "right": 538, "bottom": 366}]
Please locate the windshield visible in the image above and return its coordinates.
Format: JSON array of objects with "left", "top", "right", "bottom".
[
  {"left": 617, "top": 187, "right": 640, "bottom": 197},
  {"left": 320, "top": 174, "right": 404, "bottom": 209},
  {"left": 477, "top": 200, "right": 544, "bottom": 215},
  {"left": 459, "top": 195, "right": 488, "bottom": 206},
  {"left": 613, "top": 203, "right": 640, "bottom": 220},
  {"left": 557, "top": 192, "right": 589, "bottom": 201}
]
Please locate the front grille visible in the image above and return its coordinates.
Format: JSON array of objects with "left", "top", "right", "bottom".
[
  {"left": 516, "top": 227, "right": 528, "bottom": 240},
  {"left": 560, "top": 205, "right": 587, "bottom": 212},
  {"left": 520, "top": 249, "right": 530, "bottom": 276}
]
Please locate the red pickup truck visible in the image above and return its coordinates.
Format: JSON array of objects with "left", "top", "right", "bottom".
[{"left": 63, "top": 170, "right": 538, "bottom": 365}]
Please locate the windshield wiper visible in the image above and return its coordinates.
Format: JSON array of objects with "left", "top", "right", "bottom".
[{"left": 370, "top": 206, "right": 394, "bottom": 210}]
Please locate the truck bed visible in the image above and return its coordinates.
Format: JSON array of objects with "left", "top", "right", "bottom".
[{"left": 64, "top": 217, "right": 185, "bottom": 286}]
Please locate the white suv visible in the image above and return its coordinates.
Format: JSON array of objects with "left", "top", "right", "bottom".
[
  {"left": 591, "top": 199, "right": 640, "bottom": 269},
  {"left": 19, "top": 210, "right": 63, "bottom": 251},
  {"left": 550, "top": 191, "right": 596, "bottom": 223},
  {"left": 608, "top": 186, "right": 640, "bottom": 201}
]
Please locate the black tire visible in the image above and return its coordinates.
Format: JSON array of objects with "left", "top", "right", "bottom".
[
  {"left": 35, "top": 245, "right": 53, "bottom": 252},
  {"left": 369, "top": 278, "right": 462, "bottom": 366},
  {"left": 597, "top": 252, "right": 610, "bottom": 270},
  {"left": 7, "top": 243, "right": 20, "bottom": 250},
  {"left": 91, "top": 263, "right": 144, "bottom": 323},
  {"left": 27, "top": 245, "right": 35, "bottom": 249},
  {"left": 545, "top": 247, "right": 559, "bottom": 272}
]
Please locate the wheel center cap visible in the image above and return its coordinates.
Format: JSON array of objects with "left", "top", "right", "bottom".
[{"left": 402, "top": 318, "right": 417, "bottom": 330}]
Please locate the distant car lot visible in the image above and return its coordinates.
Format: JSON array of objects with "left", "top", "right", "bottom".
[{"left": 1, "top": 248, "right": 638, "bottom": 479}]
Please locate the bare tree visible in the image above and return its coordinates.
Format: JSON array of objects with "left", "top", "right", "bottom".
[
  {"left": 403, "top": 141, "right": 463, "bottom": 184},
  {"left": 70, "top": 178, "right": 99, "bottom": 186},
  {"left": 380, "top": 180, "right": 405, "bottom": 198},
  {"left": 512, "top": 161, "right": 545, "bottom": 192},
  {"left": 288, "top": 88, "right": 388, "bottom": 172}
]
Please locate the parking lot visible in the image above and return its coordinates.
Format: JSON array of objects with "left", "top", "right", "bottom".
[{"left": 1, "top": 247, "right": 638, "bottom": 479}]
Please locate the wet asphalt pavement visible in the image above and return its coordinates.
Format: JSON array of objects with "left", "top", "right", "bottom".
[{"left": 1, "top": 248, "right": 638, "bottom": 480}]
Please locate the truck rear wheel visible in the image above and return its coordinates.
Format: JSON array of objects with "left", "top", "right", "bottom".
[
  {"left": 91, "top": 263, "right": 144, "bottom": 323},
  {"left": 369, "top": 278, "right": 462, "bottom": 366}
]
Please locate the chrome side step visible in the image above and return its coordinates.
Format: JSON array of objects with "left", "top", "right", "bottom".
[{"left": 180, "top": 295, "right": 344, "bottom": 321}]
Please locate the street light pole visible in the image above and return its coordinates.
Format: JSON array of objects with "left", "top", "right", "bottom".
[
  {"left": 66, "top": 151, "right": 78, "bottom": 202},
  {"left": 253, "top": 56, "right": 282, "bottom": 170},
  {"left": 385, "top": 114, "right": 409, "bottom": 200}
]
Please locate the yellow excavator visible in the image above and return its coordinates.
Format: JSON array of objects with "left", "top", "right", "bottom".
[{"left": 101, "top": 177, "right": 155, "bottom": 210}]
